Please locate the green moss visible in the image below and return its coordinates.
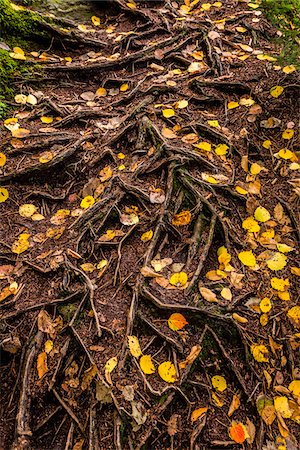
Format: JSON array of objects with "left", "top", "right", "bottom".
[
  {"left": 261, "top": 0, "right": 300, "bottom": 68},
  {"left": 0, "top": 0, "right": 50, "bottom": 45},
  {"left": 0, "top": 49, "right": 19, "bottom": 97}
]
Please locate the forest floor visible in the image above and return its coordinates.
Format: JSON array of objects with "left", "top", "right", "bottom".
[{"left": 0, "top": 1, "right": 299, "bottom": 449}]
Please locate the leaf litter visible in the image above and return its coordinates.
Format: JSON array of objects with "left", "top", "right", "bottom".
[{"left": 0, "top": 0, "right": 299, "bottom": 448}]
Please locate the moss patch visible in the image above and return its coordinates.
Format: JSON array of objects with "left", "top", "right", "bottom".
[
  {"left": 261, "top": 0, "right": 300, "bottom": 67},
  {"left": 0, "top": 0, "right": 51, "bottom": 47}
]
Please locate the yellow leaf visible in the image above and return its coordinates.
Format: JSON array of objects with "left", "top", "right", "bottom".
[
  {"left": 175, "top": 99, "right": 188, "bottom": 109},
  {"left": 195, "top": 141, "right": 211, "bottom": 151},
  {"left": 211, "top": 375, "right": 227, "bottom": 392},
  {"left": 287, "top": 306, "right": 300, "bottom": 326},
  {"left": 169, "top": 272, "right": 188, "bottom": 287},
  {"left": 120, "top": 83, "right": 129, "bottom": 92},
  {"left": 238, "top": 43, "right": 253, "bottom": 52},
  {"left": 218, "top": 246, "right": 231, "bottom": 269},
  {"left": 162, "top": 108, "right": 175, "bottom": 118},
  {"left": 229, "top": 422, "right": 249, "bottom": 444},
  {"left": 232, "top": 313, "right": 248, "bottom": 324},
  {"left": 289, "top": 380, "right": 300, "bottom": 398},
  {"left": 45, "top": 340, "right": 53, "bottom": 354},
  {"left": 81, "top": 196, "right": 95, "bottom": 209},
  {"left": 206, "top": 270, "right": 227, "bottom": 281},
  {"left": 37, "top": 151, "right": 52, "bottom": 164},
  {"left": 266, "top": 253, "right": 287, "bottom": 271},
  {"left": 120, "top": 213, "right": 139, "bottom": 226},
  {"left": 251, "top": 344, "right": 269, "bottom": 362},
  {"left": 141, "top": 230, "right": 153, "bottom": 242},
  {"left": 140, "top": 355, "right": 155, "bottom": 374},
  {"left": 26, "top": 94, "right": 37, "bottom": 105},
  {"left": 11, "top": 233, "right": 30, "bottom": 254},
  {"left": 201, "top": 173, "right": 218, "bottom": 184},
  {"left": 215, "top": 143, "right": 228, "bottom": 155},
  {"left": 242, "top": 217, "right": 260, "bottom": 233},
  {"left": 271, "top": 277, "right": 289, "bottom": 291},
  {"left": 127, "top": 335, "right": 142, "bottom": 358},
  {"left": 274, "top": 396, "right": 292, "bottom": 419},
  {"left": 91, "top": 15, "right": 100, "bottom": 26},
  {"left": 99, "top": 166, "right": 113, "bottom": 182},
  {"left": 81, "top": 364, "right": 97, "bottom": 390},
  {"left": 191, "top": 407, "right": 208, "bottom": 422},
  {"left": 257, "top": 53, "right": 276, "bottom": 61},
  {"left": 199, "top": 287, "right": 217, "bottom": 302},
  {"left": 0, "top": 187, "right": 9, "bottom": 203},
  {"left": 278, "top": 148, "right": 294, "bottom": 160},
  {"left": 172, "top": 210, "right": 191, "bottom": 226},
  {"left": 291, "top": 266, "right": 300, "bottom": 276},
  {"left": 240, "top": 97, "right": 255, "bottom": 106},
  {"left": 263, "top": 140, "right": 272, "bottom": 149},
  {"left": 260, "top": 298, "right": 272, "bottom": 313},
  {"left": 97, "top": 259, "right": 108, "bottom": 270},
  {"left": 250, "top": 163, "right": 264, "bottom": 175},
  {"left": 207, "top": 120, "right": 219, "bottom": 127},
  {"left": 168, "top": 313, "right": 188, "bottom": 331},
  {"left": 105, "top": 356, "right": 117, "bottom": 373},
  {"left": 96, "top": 87, "right": 107, "bottom": 97},
  {"left": 254, "top": 206, "right": 271, "bottom": 223},
  {"left": 228, "top": 101, "right": 239, "bottom": 110},
  {"left": 270, "top": 86, "right": 284, "bottom": 98},
  {"left": 238, "top": 250, "right": 257, "bottom": 267},
  {"left": 19, "top": 203, "right": 37, "bottom": 218},
  {"left": 282, "top": 131, "right": 295, "bottom": 143},
  {"left": 235, "top": 186, "right": 248, "bottom": 195},
  {"left": 260, "top": 314, "right": 269, "bottom": 326},
  {"left": 158, "top": 361, "right": 177, "bottom": 383},
  {"left": 221, "top": 287, "right": 232, "bottom": 301},
  {"left": 282, "top": 65, "right": 296, "bottom": 74},
  {"left": 117, "top": 152, "right": 125, "bottom": 159},
  {"left": 228, "top": 395, "right": 240, "bottom": 417},
  {"left": 15, "top": 94, "right": 27, "bottom": 104},
  {"left": 118, "top": 164, "right": 125, "bottom": 171},
  {"left": 201, "top": 3, "right": 211, "bottom": 10},
  {"left": 40, "top": 116, "right": 53, "bottom": 124},
  {"left": 80, "top": 263, "right": 95, "bottom": 273},
  {"left": 212, "top": 392, "right": 224, "bottom": 407},
  {"left": 277, "top": 243, "right": 294, "bottom": 253},
  {"left": 37, "top": 351, "right": 48, "bottom": 379}
]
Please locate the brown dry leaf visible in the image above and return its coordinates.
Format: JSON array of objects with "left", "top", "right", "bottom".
[
  {"left": 228, "top": 394, "right": 240, "bottom": 417},
  {"left": 0, "top": 282, "right": 18, "bottom": 303},
  {"left": 167, "top": 414, "right": 179, "bottom": 436},
  {"left": 37, "top": 352, "right": 48, "bottom": 379},
  {"left": 199, "top": 287, "right": 218, "bottom": 302},
  {"left": 179, "top": 345, "right": 201, "bottom": 369},
  {"left": 151, "top": 257, "right": 173, "bottom": 272},
  {"left": 140, "top": 266, "right": 163, "bottom": 278},
  {"left": 81, "top": 365, "right": 97, "bottom": 390}
]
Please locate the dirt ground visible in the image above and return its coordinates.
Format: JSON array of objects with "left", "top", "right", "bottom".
[{"left": 0, "top": 1, "right": 299, "bottom": 449}]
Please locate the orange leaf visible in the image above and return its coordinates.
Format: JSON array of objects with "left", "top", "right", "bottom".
[
  {"left": 229, "top": 422, "right": 249, "bottom": 444},
  {"left": 168, "top": 313, "right": 188, "bottom": 331}
]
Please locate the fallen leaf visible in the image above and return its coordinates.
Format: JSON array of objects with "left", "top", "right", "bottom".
[
  {"left": 169, "top": 272, "right": 188, "bottom": 287},
  {"left": 158, "top": 361, "right": 177, "bottom": 383},
  {"left": 139, "top": 355, "right": 155, "bottom": 374},
  {"left": 228, "top": 394, "right": 240, "bottom": 417},
  {"left": 37, "top": 352, "right": 48, "bottom": 379},
  {"left": 211, "top": 375, "right": 227, "bottom": 392},
  {"left": 229, "top": 422, "right": 249, "bottom": 444},
  {"left": 191, "top": 407, "right": 208, "bottom": 423},
  {"left": 251, "top": 344, "right": 269, "bottom": 362},
  {"left": 172, "top": 210, "right": 191, "bottom": 226},
  {"left": 128, "top": 335, "right": 142, "bottom": 358},
  {"left": 168, "top": 313, "right": 188, "bottom": 331}
]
